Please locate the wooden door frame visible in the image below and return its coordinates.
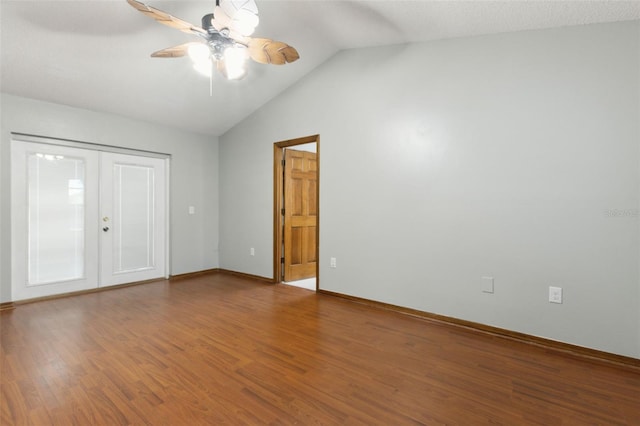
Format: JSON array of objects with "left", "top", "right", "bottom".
[{"left": 273, "top": 135, "right": 320, "bottom": 289}]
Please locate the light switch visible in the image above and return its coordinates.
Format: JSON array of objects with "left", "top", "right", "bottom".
[
  {"left": 188, "top": 206, "right": 195, "bottom": 215},
  {"left": 481, "top": 276, "right": 494, "bottom": 293}
]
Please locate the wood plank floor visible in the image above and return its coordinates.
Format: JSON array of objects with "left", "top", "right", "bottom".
[{"left": 1, "top": 272, "right": 639, "bottom": 425}]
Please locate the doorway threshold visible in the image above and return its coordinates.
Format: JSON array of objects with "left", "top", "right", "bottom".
[{"left": 282, "top": 278, "right": 316, "bottom": 291}]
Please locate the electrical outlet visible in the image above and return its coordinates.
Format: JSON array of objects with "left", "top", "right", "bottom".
[
  {"left": 549, "top": 286, "right": 562, "bottom": 304},
  {"left": 250, "top": 248, "right": 255, "bottom": 256},
  {"left": 330, "top": 257, "right": 337, "bottom": 268}
]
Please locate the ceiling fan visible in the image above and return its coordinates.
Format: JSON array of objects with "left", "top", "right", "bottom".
[{"left": 126, "top": 0, "right": 299, "bottom": 81}]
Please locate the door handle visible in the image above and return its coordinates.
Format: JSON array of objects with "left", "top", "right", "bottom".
[{"left": 103, "top": 226, "right": 109, "bottom": 232}]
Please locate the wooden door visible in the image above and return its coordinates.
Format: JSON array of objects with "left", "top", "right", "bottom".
[{"left": 283, "top": 149, "right": 317, "bottom": 281}]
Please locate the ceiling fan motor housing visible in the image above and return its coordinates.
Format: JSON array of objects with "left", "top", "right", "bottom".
[
  {"left": 201, "top": 13, "right": 235, "bottom": 59},
  {"left": 202, "top": 13, "right": 215, "bottom": 33}
]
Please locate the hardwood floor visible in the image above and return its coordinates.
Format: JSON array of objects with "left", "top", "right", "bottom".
[{"left": 2, "top": 272, "right": 639, "bottom": 425}]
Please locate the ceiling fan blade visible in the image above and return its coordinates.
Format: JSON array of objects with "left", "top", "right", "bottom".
[
  {"left": 220, "top": 0, "right": 259, "bottom": 36},
  {"left": 212, "top": 1, "right": 259, "bottom": 37},
  {"left": 220, "top": 0, "right": 259, "bottom": 21},
  {"left": 126, "top": 0, "right": 206, "bottom": 36},
  {"left": 151, "top": 43, "right": 202, "bottom": 58},
  {"left": 211, "top": 5, "right": 233, "bottom": 33},
  {"left": 247, "top": 38, "right": 299, "bottom": 65}
]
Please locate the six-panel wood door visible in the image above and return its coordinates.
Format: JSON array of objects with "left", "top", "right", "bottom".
[{"left": 283, "top": 149, "right": 317, "bottom": 281}]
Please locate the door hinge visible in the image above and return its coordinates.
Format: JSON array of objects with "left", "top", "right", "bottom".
[
  {"left": 281, "top": 208, "right": 285, "bottom": 215},
  {"left": 281, "top": 159, "right": 285, "bottom": 167},
  {"left": 281, "top": 257, "right": 285, "bottom": 263}
]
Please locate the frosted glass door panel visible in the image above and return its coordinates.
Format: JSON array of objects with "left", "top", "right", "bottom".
[
  {"left": 11, "top": 141, "right": 99, "bottom": 301},
  {"left": 113, "top": 164, "right": 155, "bottom": 272},
  {"left": 28, "top": 154, "right": 85, "bottom": 284}
]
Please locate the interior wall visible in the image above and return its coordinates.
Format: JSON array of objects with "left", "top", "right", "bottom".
[
  {"left": 219, "top": 21, "right": 640, "bottom": 358},
  {"left": 0, "top": 93, "right": 220, "bottom": 303}
]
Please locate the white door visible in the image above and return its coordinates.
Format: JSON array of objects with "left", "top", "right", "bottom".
[
  {"left": 11, "top": 141, "right": 100, "bottom": 300},
  {"left": 11, "top": 140, "right": 167, "bottom": 301},
  {"left": 99, "top": 153, "right": 166, "bottom": 287}
]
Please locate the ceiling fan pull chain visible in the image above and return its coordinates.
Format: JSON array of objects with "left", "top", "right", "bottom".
[{"left": 210, "top": 60, "right": 214, "bottom": 97}]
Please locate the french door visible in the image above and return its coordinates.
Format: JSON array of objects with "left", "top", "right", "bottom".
[
  {"left": 11, "top": 140, "right": 167, "bottom": 301},
  {"left": 100, "top": 152, "right": 166, "bottom": 287}
]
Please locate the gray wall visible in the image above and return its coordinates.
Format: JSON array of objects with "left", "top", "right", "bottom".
[
  {"left": 0, "top": 93, "right": 220, "bottom": 303},
  {"left": 219, "top": 21, "right": 640, "bottom": 358}
]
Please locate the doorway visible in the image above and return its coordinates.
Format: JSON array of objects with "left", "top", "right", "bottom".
[
  {"left": 11, "top": 138, "right": 168, "bottom": 301},
  {"left": 273, "top": 135, "right": 319, "bottom": 290}
]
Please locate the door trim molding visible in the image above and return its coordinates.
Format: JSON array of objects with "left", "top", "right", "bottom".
[
  {"left": 11, "top": 132, "right": 170, "bottom": 159},
  {"left": 273, "top": 135, "right": 319, "bottom": 289}
]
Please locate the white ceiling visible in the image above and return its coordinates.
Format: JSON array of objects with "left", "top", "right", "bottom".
[{"left": 2, "top": 1, "right": 639, "bottom": 137}]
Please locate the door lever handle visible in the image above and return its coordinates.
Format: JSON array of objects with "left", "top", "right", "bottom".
[{"left": 103, "top": 226, "right": 109, "bottom": 232}]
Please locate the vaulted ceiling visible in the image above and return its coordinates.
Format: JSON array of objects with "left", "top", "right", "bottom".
[{"left": 2, "top": 1, "right": 639, "bottom": 137}]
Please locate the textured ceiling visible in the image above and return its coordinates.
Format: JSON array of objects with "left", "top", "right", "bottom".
[{"left": 1, "top": 1, "right": 639, "bottom": 137}]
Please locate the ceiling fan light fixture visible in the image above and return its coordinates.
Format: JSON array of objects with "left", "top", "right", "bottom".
[
  {"left": 187, "top": 43, "right": 210, "bottom": 62},
  {"left": 193, "top": 59, "right": 213, "bottom": 78},
  {"left": 223, "top": 46, "right": 247, "bottom": 80},
  {"left": 127, "top": 0, "right": 299, "bottom": 82}
]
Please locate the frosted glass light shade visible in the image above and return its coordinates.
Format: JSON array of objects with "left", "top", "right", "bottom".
[
  {"left": 188, "top": 43, "right": 211, "bottom": 62},
  {"left": 224, "top": 46, "right": 247, "bottom": 80},
  {"left": 193, "top": 59, "right": 213, "bottom": 77}
]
